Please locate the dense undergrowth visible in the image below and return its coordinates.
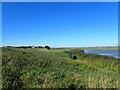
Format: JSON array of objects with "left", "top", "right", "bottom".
[{"left": 2, "top": 48, "right": 119, "bottom": 89}]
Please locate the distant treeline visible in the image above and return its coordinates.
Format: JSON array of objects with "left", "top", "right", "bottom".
[
  {"left": 3, "top": 46, "right": 43, "bottom": 48},
  {"left": 2, "top": 45, "right": 51, "bottom": 49}
]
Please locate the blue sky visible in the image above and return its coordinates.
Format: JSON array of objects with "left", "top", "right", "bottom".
[
  {"left": 2, "top": 2, "right": 118, "bottom": 47},
  {"left": 0, "top": 2, "right": 2, "bottom": 46}
]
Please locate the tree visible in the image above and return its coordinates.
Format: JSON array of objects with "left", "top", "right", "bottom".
[{"left": 45, "top": 45, "right": 50, "bottom": 50}]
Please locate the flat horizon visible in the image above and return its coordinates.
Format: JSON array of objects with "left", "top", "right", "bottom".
[{"left": 1, "top": 45, "right": 119, "bottom": 48}]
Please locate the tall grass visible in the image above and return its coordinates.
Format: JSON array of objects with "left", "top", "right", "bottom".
[{"left": 2, "top": 48, "right": 119, "bottom": 89}]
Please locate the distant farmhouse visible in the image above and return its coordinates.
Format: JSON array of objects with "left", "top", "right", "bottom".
[{"left": 31, "top": 46, "right": 44, "bottom": 48}]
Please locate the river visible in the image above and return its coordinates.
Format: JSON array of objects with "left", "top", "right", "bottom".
[{"left": 84, "top": 50, "right": 120, "bottom": 59}]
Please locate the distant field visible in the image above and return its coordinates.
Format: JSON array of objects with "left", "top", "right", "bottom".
[
  {"left": 2, "top": 47, "right": 119, "bottom": 89},
  {"left": 81, "top": 46, "right": 119, "bottom": 50}
]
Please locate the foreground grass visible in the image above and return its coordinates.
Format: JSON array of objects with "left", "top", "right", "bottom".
[{"left": 2, "top": 48, "right": 119, "bottom": 89}]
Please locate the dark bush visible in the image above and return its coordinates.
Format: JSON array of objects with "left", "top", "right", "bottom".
[
  {"left": 47, "top": 47, "right": 50, "bottom": 50},
  {"left": 45, "top": 46, "right": 50, "bottom": 50},
  {"left": 68, "top": 83, "right": 77, "bottom": 90},
  {"left": 73, "top": 56, "right": 77, "bottom": 60},
  {"left": 23, "top": 52, "right": 26, "bottom": 54}
]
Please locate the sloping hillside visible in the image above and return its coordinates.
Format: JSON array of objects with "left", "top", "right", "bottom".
[{"left": 2, "top": 48, "right": 119, "bottom": 89}]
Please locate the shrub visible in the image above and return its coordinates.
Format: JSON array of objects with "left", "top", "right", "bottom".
[
  {"left": 73, "top": 56, "right": 77, "bottom": 60},
  {"left": 45, "top": 46, "right": 50, "bottom": 50}
]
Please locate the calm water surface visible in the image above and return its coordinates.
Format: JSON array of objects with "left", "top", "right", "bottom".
[{"left": 84, "top": 50, "right": 120, "bottom": 59}]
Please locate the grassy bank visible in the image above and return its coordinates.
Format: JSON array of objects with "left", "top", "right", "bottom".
[{"left": 2, "top": 47, "right": 119, "bottom": 89}]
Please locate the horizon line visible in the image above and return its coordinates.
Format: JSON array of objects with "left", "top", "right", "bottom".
[{"left": 1, "top": 45, "right": 119, "bottom": 48}]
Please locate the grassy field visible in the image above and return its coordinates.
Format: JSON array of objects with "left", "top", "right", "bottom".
[{"left": 2, "top": 47, "right": 119, "bottom": 89}]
